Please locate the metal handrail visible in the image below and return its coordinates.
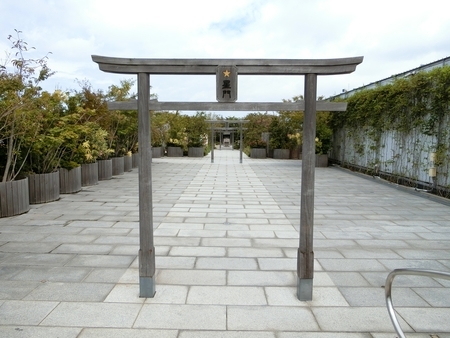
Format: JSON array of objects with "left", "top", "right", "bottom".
[{"left": 385, "top": 268, "right": 450, "bottom": 338}]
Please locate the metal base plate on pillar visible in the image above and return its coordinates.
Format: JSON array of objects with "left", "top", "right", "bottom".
[
  {"left": 139, "top": 276, "right": 156, "bottom": 298},
  {"left": 297, "top": 278, "right": 313, "bottom": 301}
]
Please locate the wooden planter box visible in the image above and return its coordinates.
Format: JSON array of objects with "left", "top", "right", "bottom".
[
  {"left": 188, "top": 147, "right": 204, "bottom": 157},
  {"left": 98, "top": 159, "right": 112, "bottom": 181},
  {"left": 152, "top": 147, "right": 162, "bottom": 158},
  {"left": 0, "top": 178, "right": 30, "bottom": 218},
  {"left": 81, "top": 162, "right": 98, "bottom": 186},
  {"left": 315, "top": 154, "right": 329, "bottom": 167},
  {"left": 112, "top": 157, "right": 124, "bottom": 176},
  {"left": 273, "top": 149, "right": 290, "bottom": 159},
  {"left": 167, "top": 146, "right": 183, "bottom": 157},
  {"left": 59, "top": 166, "right": 82, "bottom": 194},
  {"left": 250, "top": 148, "right": 266, "bottom": 158},
  {"left": 28, "top": 171, "right": 60, "bottom": 204},
  {"left": 132, "top": 153, "right": 139, "bottom": 168},
  {"left": 124, "top": 155, "right": 132, "bottom": 172}
]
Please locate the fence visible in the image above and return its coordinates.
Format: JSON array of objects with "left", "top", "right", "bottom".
[{"left": 330, "top": 112, "right": 450, "bottom": 197}]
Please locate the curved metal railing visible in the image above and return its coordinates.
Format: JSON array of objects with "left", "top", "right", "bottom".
[{"left": 385, "top": 268, "right": 450, "bottom": 338}]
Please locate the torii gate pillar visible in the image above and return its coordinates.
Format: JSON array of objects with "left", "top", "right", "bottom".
[
  {"left": 297, "top": 73, "right": 317, "bottom": 300},
  {"left": 137, "top": 73, "right": 156, "bottom": 297}
]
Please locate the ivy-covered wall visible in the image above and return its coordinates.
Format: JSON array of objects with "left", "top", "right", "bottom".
[{"left": 330, "top": 66, "right": 450, "bottom": 197}]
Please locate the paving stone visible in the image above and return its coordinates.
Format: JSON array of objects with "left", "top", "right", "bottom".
[
  {"left": 0, "top": 300, "right": 58, "bottom": 325},
  {"left": 195, "top": 257, "right": 258, "bottom": 270},
  {"left": 312, "top": 307, "right": 413, "bottom": 332},
  {"left": 378, "top": 259, "right": 449, "bottom": 271},
  {"left": 187, "top": 286, "right": 266, "bottom": 305},
  {"left": 327, "top": 272, "right": 371, "bottom": 287},
  {"left": 84, "top": 268, "right": 128, "bottom": 283},
  {"left": 318, "top": 258, "right": 388, "bottom": 272},
  {"left": 201, "top": 238, "right": 252, "bottom": 247},
  {"left": 11, "top": 267, "right": 91, "bottom": 282},
  {"left": 371, "top": 333, "right": 446, "bottom": 338},
  {"left": 412, "top": 287, "right": 450, "bottom": 307},
  {"left": 67, "top": 221, "right": 115, "bottom": 228},
  {"left": 67, "top": 254, "right": 134, "bottom": 267},
  {"left": 42, "top": 302, "right": 142, "bottom": 327},
  {"left": 41, "top": 234, "right": 98, "bottom": 243},
  {"left": 258, "top": 258, "right": 297, "bottom": 270},
  {"left": 396, "top": 307, "right": 450, "bottom": 333},
  {"left": 0, "top": 242, "right": 61, "bottom": 253},
  {"left": 78, "top": 328, "right": 178, "bottom": 338},
  {"left": 156, "top": 256, "right": 196, "bottom": 269},
  {"left": 228, "top": 247, "right": 285, "bottom": 258},
  {"left": 93, "top": 236, "right": 138, "bottom": 244},
  {"left": 110, "top": 245, "right": 140, "bottom": 255},
  {"left": 24, "top": 282, "right": 114, "bottom": 301},
  {"left": 134, "top": 304, "right": 226, "bottom": 330},
  {"left": 227, "top": 305, "right": 319, "bottom": 331},
  {"left": 179, "top": 331, "right": 275, "bottom": 338},
  {"left": 169, "top": 246, "right": 226, "bottom": 257},
  {"left": 228, "top": 271, "right": 296, "bottom": 286},
  {"left": 265, "top": 286, "right": 349, "bottom": 307},
  {"left": 278, "top": 333, "right": 372, "bottom": 338},
  {"left": 339, "top": 249, "right": 402, "bottom": 259},
  {"left": 52, "top": 243, "right": 113, "bottom": 254},
  {"left": 0, "top": 281, "right": 40, "bottom": 299},
  {"left": 227, "top": 230, "right": 275, "bottom": 238},
  {"left": 0, "top": 326, "right": 81, "bottom": 338},
  {"left": 0, "top": 266, "right": 23, "bottom": 280},
  {"left": 158, "top": 269, "right": 226, "bottom": 286},
  {"left": 340, "top": 286, "right": 429, "bottom": 307}
]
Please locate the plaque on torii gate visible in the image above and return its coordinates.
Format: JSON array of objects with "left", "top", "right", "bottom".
[{"left": 93, "top": 56, "right": 363, "bottom": 300}]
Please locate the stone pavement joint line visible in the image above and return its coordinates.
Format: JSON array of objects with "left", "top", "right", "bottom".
[{"left": 0, "top": 149, "right": 449, "bottom": 337}]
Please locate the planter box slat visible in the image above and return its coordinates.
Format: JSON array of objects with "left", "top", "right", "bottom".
[
  {"left": 20, "top": 178, "right": 28, "bottom": 214},
  {"left": 124, "top": 155, "right": 132, "bottom": 172},
  {"left": 81, "top": 162, "right": 99, "bottom": 186},
  {"left": 0, "top": 178, "right": 30, "bottom": 218},
  {"left": 12, "top": 181, "right": 18, "bottom": 214},
  {"left": 0, "top": 184, "right": 5, "bottom": 216},
  {"left": 273, "top": 149, "right": 290, "bottom": 159},
  {"left": 152, "top": 147, "right": 162, "bottom": 158},
  {"left": 188, "top": 147, "right": 204, "bottom": 157},
  {"left": 60, "top": 167, "right": 82, "bottom": 194},
  {"left": 132, "top": 153, "right": 139, "bottom": 168},
  {"left": 250, "top": 148, "right": 266, "bottom": 158},
  {"left": 315, "top": 154, "right": 328, "bottom": 167},
  {"left": 6, "top": 181, "right": 13, "bottom": 215},
  {"left": 167, "top": 146, "right": 183, "bottom": 157},
  {"left": 112, "top": 157, "right": 124, "bottom": 176},
  {"left": 28, "top": 172, "right": 60, "bottom": 204},
  {"left": 98, "top": 160, "right": 112, "bottom": 181}
]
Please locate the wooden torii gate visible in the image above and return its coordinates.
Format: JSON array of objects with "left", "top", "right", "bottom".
[
  {"left": 92, "top": 56, "right": 363, "bottom": 300},
  {"left": 207, "top": 120, "right": 248, "bottom": 163}
]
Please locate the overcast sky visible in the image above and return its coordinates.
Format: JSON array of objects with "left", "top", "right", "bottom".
[{"left": 1, "top": 0, "right": 449, "bottom": 116}]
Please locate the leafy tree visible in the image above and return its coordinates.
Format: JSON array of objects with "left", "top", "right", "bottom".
[
  {"left": 243, "top": 112, "right": 273, "bottom": 147},
  {"left": 66, "top": 81, "right": 113, "bottom": 161},
  {"left": 107, "top": 79, "right": 137, "bottom": 155},
  {"left": 186, "top": 112, "right": 208, "bottom": 147},
  {"left": 165, "top": 112, "right": 188, "bottom": 149},
  {"left": 0, "top": 30, "right": 53, "bottom": 181},
  {"left": 151, "top": 111, "right": 169, "bottom": 147}
]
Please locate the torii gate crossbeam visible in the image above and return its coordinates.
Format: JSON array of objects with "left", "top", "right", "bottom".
[{"left": 93, "top": 56, "right": 363, "bottom": 301}]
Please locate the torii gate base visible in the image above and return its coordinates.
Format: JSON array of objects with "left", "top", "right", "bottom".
[{"left": 93, "top": 56, "right": 363, "bottom": 301}]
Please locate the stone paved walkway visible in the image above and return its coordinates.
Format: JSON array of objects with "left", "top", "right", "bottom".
[{"left": 0, "top": 149, "right": 449, "bottom": 337}]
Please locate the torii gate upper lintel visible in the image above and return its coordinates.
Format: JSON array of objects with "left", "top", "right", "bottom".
[{"left": 92, "top": 55, "right": 363, "bottom": 301}]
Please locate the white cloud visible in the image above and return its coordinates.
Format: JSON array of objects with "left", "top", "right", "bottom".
[{"left": 1, "top": 0, "right": 449, "bottom": 116}]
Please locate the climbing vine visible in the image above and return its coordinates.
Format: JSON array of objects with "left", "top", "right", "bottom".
[{"left": 330, "top": 65, "right": 450, "bottom": 197}]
